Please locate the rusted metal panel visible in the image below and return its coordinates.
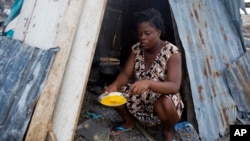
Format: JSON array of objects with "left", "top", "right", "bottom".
[
  {"left": 225, "top": 51, "right": 250, "bottom": 124},
  {"left": 169, "top": 0, "right": 245, "bottom": 140},
  {"left": 223, "top": 0, "right": 247, "bottom": 51},
  {"left": 0, "top": 36, "right": 58, "bottom": 141}
]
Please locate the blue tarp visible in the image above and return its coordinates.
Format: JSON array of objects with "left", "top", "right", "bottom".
[{"left": 0, "top": 36, "right": 59, "bottom": 141}]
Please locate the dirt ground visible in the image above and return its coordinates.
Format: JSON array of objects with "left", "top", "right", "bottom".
[{"left": 74, "top": 68, "right": 165, "bottom": 141}]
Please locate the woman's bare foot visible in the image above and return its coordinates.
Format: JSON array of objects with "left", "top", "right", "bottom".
[{"left": 110, "top": 121, "right": 135, "bottom": 136}]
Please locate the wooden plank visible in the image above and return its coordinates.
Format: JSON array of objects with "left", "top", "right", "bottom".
[
  {"left": 13, "top": 0, "right": 37, "bottom": 41},
  {"left": 21, "top": 0, "right": 85, "bottom": 141},
  {"left": 15, "top": 0, "right": 72, "bottom": 49},
  {"left": 50, "top": 0, "right": 107, "bottom": 141}
]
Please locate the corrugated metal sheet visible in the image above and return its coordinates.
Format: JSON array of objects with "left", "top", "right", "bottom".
[
  {"left": 0, "top": 36, "right": 59, "bottom": 141},
  {"left": 169, "top": 0, "right": 246, "bottom": 140},
  {"left": 223, "top": 0, "right": 247, "bottom": 52},
  {"left": 225, "top": 51, "right": 250, "bottom": 124}
]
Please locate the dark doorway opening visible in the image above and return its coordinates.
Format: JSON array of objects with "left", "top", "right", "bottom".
[
  {"left": 119, "top": 0, "right": 176, "bottom": 67},
  {"left": 94, "top": 0, "right": 176, "bottom": 68},
  {"left": 92, "top": 0, "right": 191, "bottom": 124}
]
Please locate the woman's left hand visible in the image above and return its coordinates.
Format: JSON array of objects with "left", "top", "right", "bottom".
[{"left": 128, "top": 80, "right": 150, "bottom": 95}]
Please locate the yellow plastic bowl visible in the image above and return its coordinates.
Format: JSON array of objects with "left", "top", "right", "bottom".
[{"left": 98, "top": 92, "right": 127, "bottom": 107}]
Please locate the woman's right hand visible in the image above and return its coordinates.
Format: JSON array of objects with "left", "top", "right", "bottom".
[{"left": 104, "top": 83, "right": 119, "bottom": 94}]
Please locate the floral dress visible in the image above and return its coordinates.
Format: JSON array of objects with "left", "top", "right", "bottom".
[{"left": 121, "top": 41, "right": 184, "bottom": 126}]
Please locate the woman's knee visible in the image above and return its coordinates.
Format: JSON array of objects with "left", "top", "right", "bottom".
[
  {"left": 154, "top": 96, "right": 178, "bottom": 121},
  {"left": 154, "top": 96, "right": 173, "bottom": 111}
]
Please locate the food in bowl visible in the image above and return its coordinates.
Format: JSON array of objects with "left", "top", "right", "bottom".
[{"left": 98, "top": 92, "right": 127, "bottom": 107}]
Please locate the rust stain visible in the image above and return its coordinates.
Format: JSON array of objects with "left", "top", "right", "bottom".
[
  {"left": 191, "top": 2, "right": 199, "bottom": 23},
  {"left": 194, "top": 9, "right": 200, "bottom": 22},
  {"left": 237, "top": 64, "right": 250, "bottom": 93},
  {"left": 198, "top": 85, "right": 204, "bottom": 101},
  {"left": 222, "top": 55, "right": 230, "bottom": 68},
  {"left": 220, "top": 27, "right": 228, "bottom": 41},
  {"left": 213, "top": 71, "right": 220, "bottom": 78},
  {"left": 211, "top": 84, "right": 217, "bottom": 97},
  {"left": 237, "top": 63, "right": 245, "bottom": 78},
  {"left": 206, "top": 56, "right": 212, "bottom": 75},
  {"left": 199, "top": 29, "right": 205, "bottom": 45},
  {"left": 221, "top": 106, "right": 230, "bottom": 127},
  {"left": 203, "top": 64, "right": 208, "bottom": 77}
]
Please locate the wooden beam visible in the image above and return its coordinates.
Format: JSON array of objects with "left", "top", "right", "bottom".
[
  {"left": 12, "top": 0, "right": 86, "bottom": 141},
  {"left": 49, "top": 0, "right": 107, "bottom": 141},
  {"left": 14, "top": 0, "right": 81, "bottom": 49}
]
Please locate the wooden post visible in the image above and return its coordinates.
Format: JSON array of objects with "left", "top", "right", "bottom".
[{"left": 50, "top": 0, "right": 107, "bottom": 141}]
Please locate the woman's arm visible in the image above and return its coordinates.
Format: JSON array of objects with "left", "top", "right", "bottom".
[
  {"left": 105, "top": 51, "right": 135, "bottom": 93},
  {"left": 151, "top": 52, "right": 182, "bottom": 94}
]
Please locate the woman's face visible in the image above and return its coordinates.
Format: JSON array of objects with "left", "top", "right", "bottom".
[{"left": 137, "top": 22, "right": 161, "bottom": 50}]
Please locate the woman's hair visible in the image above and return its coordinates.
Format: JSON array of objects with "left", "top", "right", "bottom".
[{"left": 134, "top": 8, "right": 165, "bottom": 37}]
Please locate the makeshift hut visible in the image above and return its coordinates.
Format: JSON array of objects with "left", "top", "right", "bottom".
[{"left": 0, "top": 0, "right": 249, "bottom": 141}]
